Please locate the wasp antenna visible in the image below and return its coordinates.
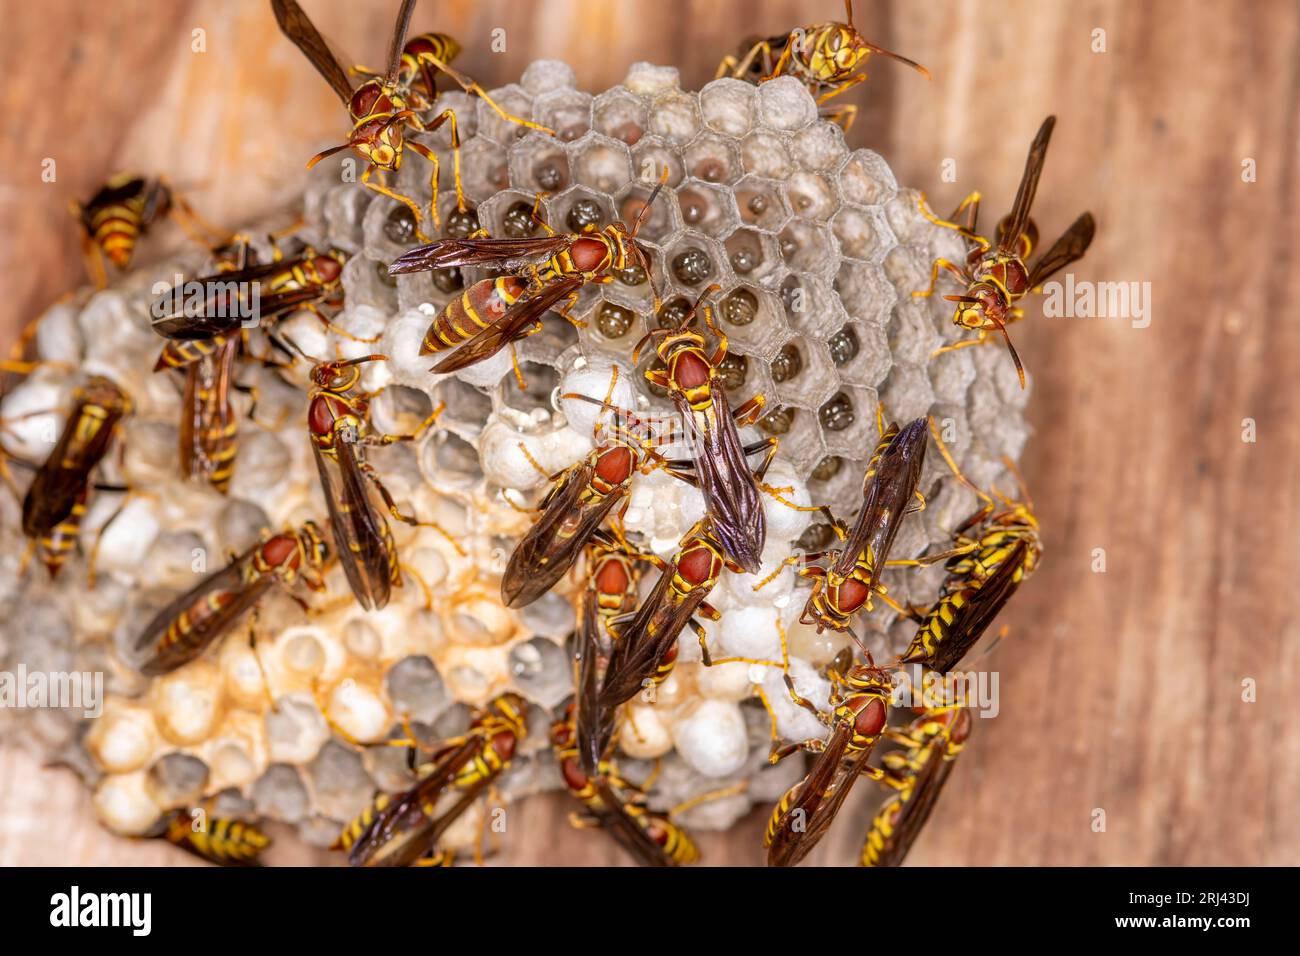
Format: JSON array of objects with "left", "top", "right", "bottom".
[
  {"left": 990, "top": 314, "right": 1026, "bottom": 389},
  {"left": 280, "top": 335, "right": 324, "bottom": 365},
  {"left": 629, "top": 168, "right": 670, "bottom": 239}
]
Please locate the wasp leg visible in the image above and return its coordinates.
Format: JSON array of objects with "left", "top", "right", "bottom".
[
  {"left": 361, "top": 164, "right": 433, "bottom": 242},
  {"left": 416, "top": 52, "right": 555, "bottom": 137},
  {"left": 359, "top": 461, "right": 465, "bottom": 557}
]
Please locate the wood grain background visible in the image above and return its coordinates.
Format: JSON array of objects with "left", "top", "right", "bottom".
[{"left": 2, "top": 0, "right": 1297, "bottom": 866}]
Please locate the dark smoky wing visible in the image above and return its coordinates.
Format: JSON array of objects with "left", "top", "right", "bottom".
[
  {"left": 870, "top": 737, "right": 955, "bottom": 867},
  {"left": 831, "top": 417, "right": 928, "bottom": 587},
  {"left": 766, "top": 722, "right": 855, "bottom": 868},
  {"left": 500, "top": 461, "right": 596, "bottom": 607},
  {"left": 84, "top": 177, "right": 147, "bottom": 217},
  {"left": 313, "top": 438, "right": 393, "bottom": 611},
  {"left": 271, "top": 0, "right": 356, "bottom": 103},
  {"left": 999, "top": 116, "right": 1056, "bottom": 256},
  {"left": 132, "top": 551, "right": 264, "bottom": 673},
  {"left": 388, "top": 236, "right": 570, "bottom": 274},
  {"left": 930, "top": 540, "right": 1030, "bottom": 673},
  {"left": 796, "top": 744, "right": 878, "bottom": 859},
  {"left": 349, "top": 738, "right": 481, "bottom": 866},
  {"left": 575, "top": 596, "right": 616, "bottom": 778},
  {"left": 1028, "top": 212, "right": 1096, "bottom": 288},
  {"left": 598, "top": 575, "right": 696, "bottom": 712},
  {"left": 385, "top": 0, "right": 417, "bottom": 83},
  {"left": 430, "top": 277, "right": 583, "bottom": 374},
  {"left": 589, "top": 778, "right": 677, "bottom": 867},
  {"left": 150, "top": 260, "right": 299, "bottom": 338},
  {"left": 21, "top": 404, "right": 124, "bottom": 536},
  {"left": 688, "top": 390, "right": 765, "bottom": 573}
]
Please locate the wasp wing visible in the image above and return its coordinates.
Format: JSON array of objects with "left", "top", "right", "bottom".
[
  {"left": 598, "top": 572, "right": 704, "bottom": 714},
  {"left": 384, "top": 0, "right": 417, "bottom": 84},
  {"left": 271, "top": 0, "right": 356, "bottom": 104},
  {"left": 180, "top": 338, "right": 238, "bottom": 488},
  {"left": 134, "top": 547, "right": 270, "bottom": 675},
  {"left": 999, "top": 116, "right": 1056, "bottom": 256},
  {"left": 680, "top": 388, "right": 766, "bottom": 574},
  {"left": 313, "top": 435, "right": 395, "bottom": 610},
  {"left": 388, "top": 236, "right": 571, "bottom": 274},
  {"left": 348, "top": 737, "right": 482, "bottom": 867},
  {"left": 21, "top": 401, "right": 125, "bottom": 537},
  {"left": 429, "top": 276, "right": 583, "bottom": 374},
  {"left": 866, "top": 735, "right": 955, "bottom": 867},
  {"left": 1028, "top": 212, "right": 1096, "bottom": 288},
  {"left": 924, "top": 539, "right": 1030, "bottom": 673},
  {"left": 766, "top": 721, "right": 859, "bottom": 868},
  {"left": 830, "top": 417, "right": 928, "bottom": 590},
  {"left": 501, "top": 461, "right": 627, "bottom": 609}
]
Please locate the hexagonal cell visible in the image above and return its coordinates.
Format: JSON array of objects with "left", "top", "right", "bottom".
[
  {"left": 614, "top": 180, "right": 680, "bottom": 245},
  {"left": 888, "top": 298, "right": 944, "bottom": 367},
  {"left": 741, "top": 130, "right": 793, "bottom": 179},
  {"left": 832, "top": 320, "right": 893, "bottom": 388},
  {"left": 581, "top": 292, "right": 649, "bottom": 353},
  {"left": 699, "top": 78, "right": 757, "bottom": 136},
  {"left": 675, "top": 181, "right": 739, "bottom": 239},
  {"left": 792, "top": 121, "right": 848, "bottom": 172},
  {"left": 476, "top": 84, "right": 536, "bottom": 145},
  {"left": 766, "top": 406, "right": 822, "bottom": 474},
  {"left": 834, "top": 259, "right": 897, "bottom": 326},
  {"left": 593, "top": 89, "right": 649, "bottom": 144},
  {"left": 723, "top": 227, "right": 781, "bottom": 283},
  {"left": 648, "top": 90, "right": 701, "bottom": 144},
  {"left": 779, "top": 272, "right": 846, "bottom": 339},
  {"left": 568, "top": 132, "right": 634, "bottom": 194},
  {"left": 508, "top": 132, "right": 571, "bottom": 193},
  {"left": 769, "top": 335, "right": 838, "bottom": 409},
  {"left": 499, "top": 362, "right": 562, "bottom": 417},
  {"left": 478, "top": 189, "right": 550, "bottom": 239},
  {"left": 713, "top": 284, "right": 785, "bottom": 359},
  {"left": 458, "top": 137, "right": 511, "bottom": 205},
  {"left": 629, "top": 136, "right": 686, "bottom": 188},
  {"left": 777, "top": 220, "right": 836, "bottom": 276},
  {"left": 665, "top": 234, "right": 725, "bottom": 289},
  {"left": 831, "top": 203, "right": 895, "bottom": 263},
  {"left": 840, "top": 149, "right": 898, "bottom": 206},
  {"left": 343, "top": 252, "right": 399, "bottom": 312},
  {"left": 786, "top": 170, "right": 838, "bottom": 222},
  {"left": 145, "top": 752, "right": 209, "bottom": 807},
  {"left": 756, "top": 78, "right": 817, "bottom": 134},
  {"left": 817, "top": 385, "right": 880, "bottom": 459},
  {"left": 432, "top": 378, "right": 493, "bottom": 433},
  {"left": 551, "top": 185, "right": 616, "bottom": 234},
  {"left": 734, "top": 175, "right": 791, "bottom": 232},
  {"left": 534, "top": 88, "right": 592, "bottom": 142},
  {"left": 879, "top": 366, "right": 935, "bottom": 424},
  {"left": 683, "top": 134, "right": 743, "bottom": 185}
]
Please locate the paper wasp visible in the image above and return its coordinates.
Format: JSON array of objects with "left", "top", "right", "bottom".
[
  {"left": 272, "top": 0, "right": 549, "bottom": 241},
  {"left": 150, "top": 245, "right": 348, "bottom": 343},
  {"left": 133, "top": 522, "right": 329, "bottom": 676},
  {"left": 387, "top": 183, "right": 664, "bottom": 378},
  {"left": 553, "top": 624, "right": 699, "bottom": 867},
  {"left": 915, "top": 115, "right": 1096, "bottom": 388},
  {"left": 500, "top": 443, "right": 642, "bottom": 609},
  {"left": 306, "top": 353, "right": 457, "bottom": 611},
  {"left": 861, "top": 687, "right": 971, "bottom": 867},
  {"left": 762, "top": 413, "right": 927, "bottom": 646},
  {"left": 14, "top": 376, "right": 132, "bottom": 579},
  {"left": 71, "top": 173, "right": 228, "bottom": 288},
  {"left": 333, "top": 692, "right": 527, "bottom": 867},
  {"left": 764, "top": 659, "right": 893, "bottom": 867},
  {"left": 893, "top": 419, "right": 1041, "bottom": 673},
  {"left": 715, "top": 1, "right": 929, "bottom": 131},
  {"left": 632, "top": 285, "right": 776, "bottom": 574},
  {"left": 149, "top": 808, "right": 272, "bottom": 867}
]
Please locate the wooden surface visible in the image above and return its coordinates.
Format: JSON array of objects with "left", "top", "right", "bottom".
[{"left": 2, "top": 0, "right": 1298, "bottom": 866}]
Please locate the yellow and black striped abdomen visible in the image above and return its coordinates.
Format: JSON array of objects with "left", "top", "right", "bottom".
[
  {"left": 421, "top": 276, "right": 528, "bottom": 353},
  {"left": 88, "top": 197, "right": 147, "bottom": 269},
  {"left": 38, "top": 491, "right": 88, "bottom": 578},
  {"left": 166, "top": 813, "right": 270, "bottom": 866}
]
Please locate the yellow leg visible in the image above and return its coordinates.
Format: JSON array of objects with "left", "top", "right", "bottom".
[
  {"left": 361, "top": 164, "right": 433, "bottom": 242},
  {"left": 418, "top": 53, "right": 555, "bottom": 137},
  {"left": 913, "top": 256, "right": 969, "bottom": 299}
]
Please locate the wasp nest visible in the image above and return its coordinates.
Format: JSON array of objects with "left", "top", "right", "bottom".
[{"left": 0, "top": 61, "right": 1029, "bottom": 858}]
